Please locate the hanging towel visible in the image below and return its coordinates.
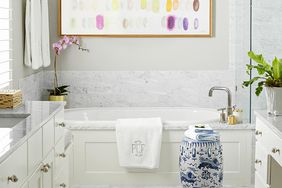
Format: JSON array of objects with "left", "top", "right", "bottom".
[
  {"left": 25, "top": 0, "right": 51, "bottom": 69},
  {"left": 30, "top": 0, "right": 42, "bottom": 70},
  {"left": 24, "top": 0, "right": 32, "bottom": 67},
  {"left": 116, "top": 118, "right": 163, "bottom": 169},
  {"left": 41, "top": 0, "right": 51, "bottom": 67}
]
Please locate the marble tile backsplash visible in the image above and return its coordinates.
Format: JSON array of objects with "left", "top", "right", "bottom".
[
  {"left": 43, "top": 71, "right": 236, "bottom": 109},
  {"left": 18, "top": 71, "right": 44, "bottom": 101}
]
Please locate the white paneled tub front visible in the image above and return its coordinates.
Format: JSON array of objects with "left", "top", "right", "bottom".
[{"left": 65, "top": 107, "right": 254, "bottom": 187}]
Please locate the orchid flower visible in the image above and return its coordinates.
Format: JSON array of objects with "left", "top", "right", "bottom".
[{"left": 51, "top": 36, "right": 89, "bottom": 96}]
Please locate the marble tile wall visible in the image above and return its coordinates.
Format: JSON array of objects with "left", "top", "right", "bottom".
[
  {"left": 18, "top": 71, "right": 45, "bottom": 101},
  {"left": 43, "top": 70, "right": 236, "bottom": 109}
]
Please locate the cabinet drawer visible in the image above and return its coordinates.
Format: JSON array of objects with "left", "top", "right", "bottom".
[
  {"left": 42, "top": 150, "right": 54, "bottom": 188},
  {"left": 28, "top": 128, "right": 43, "bottom": 174},
  {"left": 54, "top": 169, "right": 69, "bottom": 188},
  {"left": 54, "top": 138, "right": 66, "bottom": 178},
  {"left": 256, "top": 118, "right": 282, "bottom": 166},
  {"left": 255, "top": 142, "right": 269, "bottom": 182},
  {"left": 255, "top": 172, "right": 269, "bottom": 188},
  {"left": 0, "top": 142, "right": 28, "bottom": 188},
  {"left": 43, "top": 118, "right": 55, "bottom": 158},
  {"left": 55, "top": 109, "right": 65, "bottom": 144}
]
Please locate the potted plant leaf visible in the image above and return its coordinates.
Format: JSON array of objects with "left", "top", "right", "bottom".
[
  {"left": 243, "top": 51, "right": 282, "bottom": 115},
  {"left": 48, "top": 36, "right": 89, "bottom": 102}
]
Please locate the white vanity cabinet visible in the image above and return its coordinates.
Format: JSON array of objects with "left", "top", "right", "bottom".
[
  {"left": 255, "top": 112, "right": 282, "bottom": 188},
  {"left": 0, "top": 107, "right": 72, "bottom": 188},
  {"left": 42, "top": 150, "right": 55, "bottom": 188},
  {"left": 0, "top": 142, "right": 28, "bottom": 188},
  {"left": 28, "top": 166, "right": 43, "bottom": 188}
]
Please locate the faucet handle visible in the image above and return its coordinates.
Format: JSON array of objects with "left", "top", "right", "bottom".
[
  {"left": 217, "top": 108, "right": 226, "bottom": 123},
  {"left": 217, "top": 108, "right": 226, "bottom": 112}
]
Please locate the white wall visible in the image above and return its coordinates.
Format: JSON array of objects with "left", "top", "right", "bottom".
[{"left": 50, "top": 0, "right": 229, "bottom": 71}]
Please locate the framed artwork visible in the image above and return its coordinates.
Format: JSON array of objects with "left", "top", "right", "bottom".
[{"left": 58, "top": 0, "right": 213, "bottom": 37}]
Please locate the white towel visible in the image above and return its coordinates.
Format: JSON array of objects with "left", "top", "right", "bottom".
[
  {"left": 24, "top": 0, "right": 32, "bottom": 67},
  {"left": 184, "top": 125, "right": 219, "bottom": 141},
  {"left": 41, "top": 0, "right": 51, "bottom": 67},
  {"left": 30, "top": 0, "right": 42, "bottom": 70},
  {"left": 25, "top": 0, "right": 51, "bottom": 69},
  {"left": 189, "top": 124, "right": 213, "bottom": 134},
  {"left": 116, "top": 118, "right": 163, "bottom": 169}
]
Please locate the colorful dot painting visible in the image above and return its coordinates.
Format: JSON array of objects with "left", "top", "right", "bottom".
[
  {"left": 166, "top": 0, "right": 172, "bottom": 12},
  {"left": 167, "top": 15, "right": 175, "bottom": 30},
  {"left": 61, "top": 0, "right": 212, "bottom": 36},
  {"left": 96, "top": 15, "right": 104, "bottom": 30},
  {"left": 193, "top": 0, "right": 200, "bottom": 12},
  {"left": 183, "top": 17, "right": 189, "bottom": 31}
]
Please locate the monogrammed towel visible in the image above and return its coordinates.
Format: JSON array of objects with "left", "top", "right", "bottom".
[{"left": 116, "top": 118, "right": 163, "bottom": 169}]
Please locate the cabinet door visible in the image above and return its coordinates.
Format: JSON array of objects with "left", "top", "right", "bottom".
[
  {"left": 28, "top": 168, "right": 42, "bottom": 188},
  {"left": 55, "top": 109, "right": 65, "bottom": 144},
  {"left": 21, "top": 182, "right": 28, "bottom": 188},
  {"left": 28, "top": 129, "right": 43, "bottom": 174},
  {"left": 43, "top": 119, "right": 55, "bottom": 158},
  {"left": 42, "top": 150, "right": 54, "bottom": 188},
  {"left": 0, "top": 142, "right": 28, "bottom": 188}
]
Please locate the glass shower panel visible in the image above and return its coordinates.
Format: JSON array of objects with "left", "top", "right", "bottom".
[{"left": 252, "top": 0, "right": 282, "bottom": 122}]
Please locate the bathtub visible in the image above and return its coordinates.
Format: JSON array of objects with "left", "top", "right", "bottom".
[
  {"left": 65, "top": 107, "right": 254, "bottom": 187},
  {"left": 65, "top": 107, "right": 219, "bottom": 129}
]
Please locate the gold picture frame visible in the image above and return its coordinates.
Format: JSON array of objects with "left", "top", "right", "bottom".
[{"left": 58, "top": 0, "right": 213, "bottom": 38}]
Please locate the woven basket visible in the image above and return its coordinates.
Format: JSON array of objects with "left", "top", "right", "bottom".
[{"left": 0, "top": 90, "right": 22, "bottom": 108}]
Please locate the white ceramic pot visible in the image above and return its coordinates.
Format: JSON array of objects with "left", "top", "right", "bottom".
[{"left": 265, "top": 87, "right": 282, "bottom": 116}]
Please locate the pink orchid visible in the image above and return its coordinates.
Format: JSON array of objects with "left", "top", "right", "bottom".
[
  {"left": 52, "top": 42, "right": 62, "bottom": 55},
  {"left": 51, "top": 35, "right": 89, "bottom": 95},
  {"left": 70, "top": 36, "right": 79, "bottom": 45}
]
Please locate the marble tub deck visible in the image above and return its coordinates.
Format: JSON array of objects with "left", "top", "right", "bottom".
[{"left": 72, "top": 185, "right": 253, "bottom": 188}]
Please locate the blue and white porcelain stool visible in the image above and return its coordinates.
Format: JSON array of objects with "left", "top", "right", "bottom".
[{"left": 179, "top": 137, "right": 223, "bottom": 188}]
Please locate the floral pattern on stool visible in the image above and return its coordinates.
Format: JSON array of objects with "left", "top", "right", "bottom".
[{"left": 179, "top": 137, "right": 223, "bottom": 188}]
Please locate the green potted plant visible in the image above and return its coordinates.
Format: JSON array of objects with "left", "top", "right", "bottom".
[
  {"left": 48, "top": 36, "right": 89, "bottom": 102},
  {"left": 243, "top": 51, "right": 282, "bottom": 115}
]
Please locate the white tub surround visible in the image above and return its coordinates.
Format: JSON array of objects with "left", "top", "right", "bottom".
[{"left": 65, "top": 107, "right": 254, "bottom": 187}]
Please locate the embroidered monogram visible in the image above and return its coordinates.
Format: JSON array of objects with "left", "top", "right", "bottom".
[{"left": 132, "top": 140, "right": 145, "bottom": 157}]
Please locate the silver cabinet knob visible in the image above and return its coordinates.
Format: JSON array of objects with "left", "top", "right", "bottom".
[
  {"left": 7, "top": 175, "right": 18, "bottom": 183},
  {"left": 41, "top": 163, "right": 51, "bottom": 173},
  {"left": 272, "top": 148, "right": 280, "bottom": 154},
  {"left": 59, "top": 153, "right": 66, "bottom": 158},
  {"left": 255, "top": 159, "right": 262, "bottom": 165},
  {"left": 60, "top": 183, "right": 66, "bottom": 188},
  {"left": 58, "top": 122, "right": 65, "bottom": 127},
  {"left": 255, "top": 130, "right": 262, "bottom": 136}
]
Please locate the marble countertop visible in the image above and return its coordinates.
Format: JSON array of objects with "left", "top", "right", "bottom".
[
  {"left": 66, "top": 119, "right": 255, "bottom": 131},
  {"left": 0, "top": 101, "right": 64, "bottom": 163},
  {"left": 255, "top": 110, "right": 282, "bottom": 138}
]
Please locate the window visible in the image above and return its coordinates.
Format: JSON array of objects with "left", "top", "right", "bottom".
[{"left": 0, "top": 0, "right": 11, "bottom": 89}]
